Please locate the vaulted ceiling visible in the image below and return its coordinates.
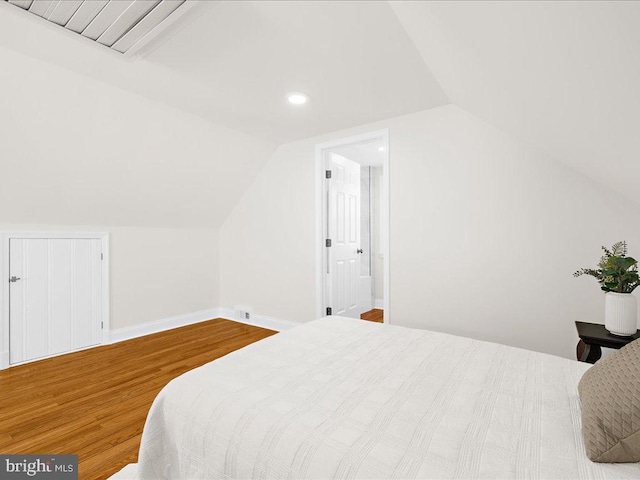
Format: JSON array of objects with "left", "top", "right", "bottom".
[
  {"left": 1, "top": 0, "right": 639, "bottom": 225},
  {"left": 0, "top": 1, "right": 449, "bottom": 144},
  {"left": 390, "top": 1, "right": 640, "bottom": 206}
]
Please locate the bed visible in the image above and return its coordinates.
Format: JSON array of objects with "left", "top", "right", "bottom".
[{"left": 130, "top": 317, "right": 640, "bottom": 479}]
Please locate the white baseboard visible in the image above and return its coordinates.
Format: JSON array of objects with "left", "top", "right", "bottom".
[
  {"left": 109, "top": 308, "right": 219, "bottom": 344},
  {"left": 109, "top": 307, "right": 298, "bottom": 344},
  {"left": 374, "top": 298, "right": 384, "bottom": 309},
  {"left": 217, "top": 308, "right": 299, "bottom": 332},
  {"left": 1, "top": 308, "right": 297, "bottom": 368}
]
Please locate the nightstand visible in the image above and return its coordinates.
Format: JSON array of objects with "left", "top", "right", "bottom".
[{"left": 575, "top": 321, "right": 640, "bottom": 363}]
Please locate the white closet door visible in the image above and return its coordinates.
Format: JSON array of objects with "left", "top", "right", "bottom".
[{"left": 9, "top": 238, "right": 102, "bottom": 365}]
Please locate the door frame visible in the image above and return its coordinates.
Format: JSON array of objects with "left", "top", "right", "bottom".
[
  {"left": 0, "top": 231, "right": 110, "bottom": 369},
  {"left": 315, "top": 129, "right": 390, "bottom": 323}
]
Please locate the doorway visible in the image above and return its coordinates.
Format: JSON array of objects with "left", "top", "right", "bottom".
[
  {"left": 1, "top": 232, "right": 109, "bottom": 369},
  {"left": 316, "top": 130, "right": 389, "bottom": 323}
]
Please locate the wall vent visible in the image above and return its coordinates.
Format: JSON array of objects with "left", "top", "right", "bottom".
[{"left": 4, "top": 0, "right": 187, "bottom": 55}]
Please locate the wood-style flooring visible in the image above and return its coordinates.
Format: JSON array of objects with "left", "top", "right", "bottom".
[
  {"left": 360, "top": 308, "right": 384, "bottom": 323},
  {"left": 0, "top": 318, "right": 276, "bottom": 480}
]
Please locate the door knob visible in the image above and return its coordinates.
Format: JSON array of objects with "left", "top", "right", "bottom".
[
  {"left": 9, "top": 276, "right": 20, "bottom": 283},
  {"left": 357, "top": 249, "right": 363, "bottom": 254}
]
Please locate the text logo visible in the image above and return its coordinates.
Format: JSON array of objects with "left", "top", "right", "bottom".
[{"left": 0, "top": 455, "right": 77, "bottom": 480}]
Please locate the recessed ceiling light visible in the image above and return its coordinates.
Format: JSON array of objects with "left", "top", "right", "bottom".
[
  {"left": 378, "top": 146, "right": 385, "bottom": 152},
  {"left": 287, "top": 92, "right": 309, "bottom": 105}
]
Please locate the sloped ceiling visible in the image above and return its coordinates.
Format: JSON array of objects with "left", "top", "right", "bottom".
[
  {"left": 390, "top": 1, "right": 640, "bottom": 206},
  {"left": 0, "top": 45, "right": 276, "bottom": 228},
  {"left": 0, "top": 0, "right": 448, "bottom": 228},
  {"left": 0, "top": 1, "right": 449, "bottom": 145},
  {"left": 1, "top": 1, "right": 639, "bottom": 227}
]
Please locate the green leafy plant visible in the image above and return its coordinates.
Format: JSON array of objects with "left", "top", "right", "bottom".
[{"left": 574, "top": 241, "right": 640, "bottom": 293}]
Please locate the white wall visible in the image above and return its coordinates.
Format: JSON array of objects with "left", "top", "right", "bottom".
[
  {"left": 0, "top": 224, "right": 218, "bottom": 331},
  {"left": 106, "top": 226, "right": 219, "bottom": 329},
  {"left": 220, "top": 139, "right": 317, "bottom": 323},
  {"left": 220, "top": 105, "right": 640, "bottom": 358},
  {"left": 0, "top": 45, "right": 275, "bottom": 228},
  {"left": 373, "top": 166, "right": 384, "bottom": 304},
  {"left": 0, "top": 42, "right": 273, "bottom": 338}
]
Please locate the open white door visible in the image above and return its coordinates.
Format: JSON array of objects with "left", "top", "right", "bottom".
[
  {"left": 316, "top": 129, "right": 389, "bottom": 324},
  {"left": 326, "top": 153, "right": 361, "bottom": 318}
]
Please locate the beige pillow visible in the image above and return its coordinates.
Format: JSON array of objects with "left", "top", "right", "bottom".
[{"left": 578, "top": 338, "right": 640, "bottom": 463}]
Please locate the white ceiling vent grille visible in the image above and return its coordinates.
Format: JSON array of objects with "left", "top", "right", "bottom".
[{"left": 5, "top": 0, "right": 187, "bottom": 54}]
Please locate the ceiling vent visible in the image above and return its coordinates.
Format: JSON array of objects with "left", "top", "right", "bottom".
[{"left": 4, "top": 0, "right": 187, "bottom": 55}]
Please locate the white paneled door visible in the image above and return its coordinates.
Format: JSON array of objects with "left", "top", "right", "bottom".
[
  {"left": 9, "top": 238, "right": 102, "bottom": 365},
  {"left": 327, "top": 153, "right": 361, "bottom": 318}
]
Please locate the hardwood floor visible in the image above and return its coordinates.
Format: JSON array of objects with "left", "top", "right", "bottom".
[
  {"left": 360, "top": 308, "right": 384, "bottom": 323},
  {"left": 0, "top": 319, "right": 276, "bottom": 480}
]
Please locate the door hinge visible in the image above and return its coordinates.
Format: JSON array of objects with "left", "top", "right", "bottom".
[
  {"left": 325, "top": 170, "right": 332, "bottom": 179},
  {"left": 101, "top": 321, "right": 104, "bottom": 329},
  {"left": 325, "top": 239, "right": 332, "bottom": 247},
  {"left": 101, "top": 253, "right": 103, "bottom": 260},
  {"left": 326, "top": 307, "right": 332, "bottom": 315}
]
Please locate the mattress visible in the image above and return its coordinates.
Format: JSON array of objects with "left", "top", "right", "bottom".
[{"left": 137, "top": 317, "right": 640, "bottom": 479}]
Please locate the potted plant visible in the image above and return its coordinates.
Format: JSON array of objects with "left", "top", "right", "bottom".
[{"left": 574, "top": 241, "right": 640, "bottom": 336}]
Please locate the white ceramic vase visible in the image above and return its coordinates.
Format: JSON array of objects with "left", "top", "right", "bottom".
[{"left": 604, "top": 292, "right": 638, "bottom": 336}]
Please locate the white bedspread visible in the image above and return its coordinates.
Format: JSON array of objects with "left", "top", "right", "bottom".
[{"left": 137, "top": 317, "right": 640, "bottom": 479}]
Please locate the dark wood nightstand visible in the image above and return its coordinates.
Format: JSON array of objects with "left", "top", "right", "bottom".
[{"left": 575, "top": 321, "right": 640, "bottom": 363}]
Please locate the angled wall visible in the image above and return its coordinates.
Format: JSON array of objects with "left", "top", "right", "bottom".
[
  {"left": 220, "top": 104, "right": 640, "bottom": 358},
  {"left": 0, "top": 45, "right": 276, "bottom": 228},
  {"left": 0, "top": 44, "right": 274, "bottom": 334}
]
